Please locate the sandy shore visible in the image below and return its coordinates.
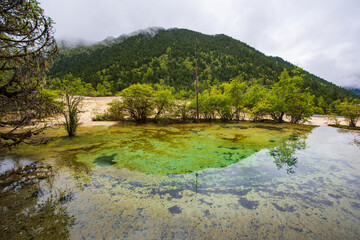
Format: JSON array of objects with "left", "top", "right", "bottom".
[
  {"left": 48, "top": 96, "right": 121, "bottom": 127},
  {"left": 50, "top": 96, "right": 352, "bottom": 127}
]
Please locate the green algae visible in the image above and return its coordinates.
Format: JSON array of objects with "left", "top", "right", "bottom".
[
  {"left": 1, "top": 125, "right": 360, "bottom": 239},
  {"left": 8, "top": 122, "right": 314, "bottom": 175}
]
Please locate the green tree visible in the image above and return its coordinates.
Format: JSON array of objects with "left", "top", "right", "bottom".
[
  {"left": 287, "top": 91, "right": 314, "bottom": 124},
  {"left": 192, "top": 90, "right": 213, "bottom": 120},
  {"left": 268, "top": 68, "right": 314, "bottom": 123},
  {"left": 63, "top": 93, "right": 83, "bottom": 137},
  {"left": 338, "top": 99, "right": 360, "bottom": 127},
  {"left": 153, "top": 84, "right": 175, "bottom": 119},
  {"left": 48, "top": 28, "right": 359, "bottom": 103},
  {"left": 208, "top": 86, "right": 232, "bottom": 121},
  {"left": 96, "top": 81, "right": 112, "bottom": 96},
  {"left": 243, "top": 83, "right": 269, "bottom": 121},
  {"left": 83, "top": 83, "right": 97, "bottom": 96},
  {"left": 268, "top": 69, "right": 294, "bottom": 123},
  {"left": 191, "top": 86, "right": 233, "bottom": 121},
  {"left": 48, "top": 73, "right": 85, "bottom": 95},
  {"left": 119, "top": 83, "right": 155, "bottom": 122},
  {"left": 223, "top": 75, "right": 247, "bottom": 120},
  {"left": 174, "top": 90, "right": 193, "bottom": 121},
  {"left": 316, "top": 96, "right": 327, "bottom": 114},
  {"left": 60, "top": 74, "right": 84, "bottom": 136},
  {"left": 0, "top": 0, "right": 60, "bottom": 149}
]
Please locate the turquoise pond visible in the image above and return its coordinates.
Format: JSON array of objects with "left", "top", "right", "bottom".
[{"left": 0, "top": 123, "right": 360, "bottom": 239}]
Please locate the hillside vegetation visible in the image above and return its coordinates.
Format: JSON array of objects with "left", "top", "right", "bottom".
[{"left": 48, "top": 29, "right": 357, "bottom": 99}]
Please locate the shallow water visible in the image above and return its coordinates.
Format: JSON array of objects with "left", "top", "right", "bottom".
[{"left": 1, "top": 123, "right": 360, "bottom": 239}]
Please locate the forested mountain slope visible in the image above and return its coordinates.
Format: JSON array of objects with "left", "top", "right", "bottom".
[
  {"left": 345, "top": 87, "right": 360, "bottom": 95},
  {"left": 48, "top": 28, "right": 357, "bottom": 102}
]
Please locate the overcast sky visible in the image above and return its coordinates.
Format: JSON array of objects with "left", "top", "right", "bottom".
[{"left": 38, "top": 0, "right": 360, "bottom": 88}]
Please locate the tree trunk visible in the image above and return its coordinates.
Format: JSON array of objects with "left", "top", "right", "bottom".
[{"left": 195, "top": 42, "right": 199, "bottom": 123}]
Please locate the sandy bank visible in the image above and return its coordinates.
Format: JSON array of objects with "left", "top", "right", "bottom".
[{"left": 50, "top": 96, "right": 353, "bottom": 127}]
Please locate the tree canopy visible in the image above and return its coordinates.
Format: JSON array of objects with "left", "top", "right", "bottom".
[
  {"left": 99, "top": 69, "right": 320, "bottom": 125},
  {"left": 0, "top": 0, "right": 60, "bottom": 149},
  {"left": 48, "top": 28, "right": 358, "bottom": 107}
]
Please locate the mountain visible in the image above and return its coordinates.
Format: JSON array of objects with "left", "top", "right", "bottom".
[
  {"left": 48, "top": 28, "right": 358, "bottom": 101},
  {"left": 345, "top": 87, "right": 360, "bottom": 95}
]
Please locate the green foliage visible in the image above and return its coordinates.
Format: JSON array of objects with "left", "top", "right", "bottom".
[
  {"left": 268, "top": 69, "right": 314, "bottom": 123},
  {"left": 54, "top": 74, "right": 85, "bottom": 136},
  {"left": 48, "top": 73, "right": 84, "bottom": 95},
  {"left": 191, "top": 86, "right": 232, "bottom": 121},
  {"left": 63, "top": 93, "right": 83, "bottom": 137},
  {"left": 287, "top": 91, "right": 315, "bottom": 124},
  {"left": 47, "top": 28, "right": 358, "bottom": 103},
  {"left": 93, "top": 100, "right": 125, "bottom": 121},
  {"left": 268, "top": 70, "right": 291, "bottom": 122},
  {"left": 338, "top": 99, "right": 360, "bottom": 127},
  {"left": 243, "top": 83, "right": 269, "bottom": 121},
  {"left": 269, "top": 137, "right": 306, "bottom": 174},
  {"left": 91, "top": 78, "right": 356, "bottom": 126},
  {"left": 326, "top": 113, "right": 340, "bottom": 126},
  {"left": 0, "top": 0, "right": 59, "bottom": 149},
  {"left": 153, "top": 84, "right": 175, "bottom": 119},
  {"left": 173, "top": 90, "right": 194, "bottom": 121},
  {"left": 223, "top": 76, "right": 247, "bottom": 120},
  {"left": 315, "top": 96, "right": 327, "bottom": 114},
  {"left": 47, "top": 73, "right": 110, "bottom": 96},
  {"left": 118, "top": 83, "right": 155, "bottom": 122},
  {"left": 96, "top": 81, "right": 112, "bottom": 96},
  {"left": 328, "top": 99, "right": 342, "bottom": 115}
]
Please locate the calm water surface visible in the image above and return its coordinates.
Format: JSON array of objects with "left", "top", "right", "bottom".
[{"left": 0, "top": 123, "right": 359, "bottom": 239}]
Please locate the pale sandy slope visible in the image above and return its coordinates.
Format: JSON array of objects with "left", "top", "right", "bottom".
[
  {"left": 50, "top": 96, "right": 121, "bottom": 126},
  {"left": 52, "top": 97, "right": 351, "bottom": 127}
]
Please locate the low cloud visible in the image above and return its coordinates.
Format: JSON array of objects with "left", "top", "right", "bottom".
[{"left": 39, "top": 0, "right": 360, "bottom": 88}]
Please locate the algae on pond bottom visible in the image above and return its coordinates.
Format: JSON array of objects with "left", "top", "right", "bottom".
[
  {"left": 9, "top": 122, "right": 314, "bottom": 175},
  {"left": 2, "top": 125, "right": 360, "bottom": 239}
]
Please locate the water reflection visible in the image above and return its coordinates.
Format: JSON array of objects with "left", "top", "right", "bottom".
[
  {"left": 269, "top": 136, "right": 306, "bottom": 174},
  {"left": 336, "top": 128, "right": 360, "bottom": 148},
  {"left": 2, "top": 124, "right": 360, "bottom": 239},
  {"left": 355, "top": 137, "right": 360, "bottom": 146},
  {"left": 60, "top": 152, "right": 92, "bottom": 189},
  {"left": 0, "top": 159, "right": 75, "bottom": 239}
]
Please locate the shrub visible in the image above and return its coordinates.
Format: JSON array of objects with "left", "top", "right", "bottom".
[
  {"left": 63, "top": 94, "right": 83, "bottom": 136},
  {"left": 118, "top": 83, "right": 155, "bottom": 123},
  {"left": 338, "top": 99, "right": 360, "bottom": 127}
]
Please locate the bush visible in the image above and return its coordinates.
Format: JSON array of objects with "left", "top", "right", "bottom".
[
  {"left": 338, "top": 99, "right": 360, "bottom": 127},
  {"left": 91, "top": 100, "right": 125, "bottom": 121},
  {"left": 326, "top": 113, "right": 340, "bottom": 126},
  {"left": 63, "top": 94, "right": 83, "bottom": 137},
  {"left": 118, "top": 83, "right": 155, "bottom": 123}
]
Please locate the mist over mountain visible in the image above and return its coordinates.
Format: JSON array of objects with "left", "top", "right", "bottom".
[
  {"left": 49, "top": 28, "right": 358, "bottom": 102},
  {"left": 345, "top": 87, "right": 360, "bottom": 95}
]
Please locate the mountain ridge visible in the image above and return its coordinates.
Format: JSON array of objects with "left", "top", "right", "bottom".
[{"left": 48, "top": 28, "right": 358, "bottom": 102}]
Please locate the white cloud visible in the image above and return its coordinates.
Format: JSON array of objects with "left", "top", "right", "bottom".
[{"left": 38, "top": 0, "right": 360, "bottom": 88}]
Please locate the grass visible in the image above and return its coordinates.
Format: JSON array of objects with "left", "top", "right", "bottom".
[{"left": 328, "top": 124, "right": 360, "bottom": 132}]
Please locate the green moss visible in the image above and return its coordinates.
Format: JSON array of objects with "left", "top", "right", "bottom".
[{"left": 8, "top": 123, "right": 314, "bottom": 175}]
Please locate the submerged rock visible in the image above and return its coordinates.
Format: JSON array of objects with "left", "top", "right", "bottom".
[{"left": 93, "top": 153, "right": 117, "bottom": 167}]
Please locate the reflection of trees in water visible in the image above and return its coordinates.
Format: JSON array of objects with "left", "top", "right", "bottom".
[
  {"left": 269, "top": 134, "right": 306, "bottom": 174},
  {"left": 354, "top": 137, "right": 360, "bottom": 146},
  {"left": 58, "top": 151, "right": 93, "bottom": 189},
  {"left": 0, "top": 161, "right": 75, "bottom": 239},
  {"left": 336, "top": 129, "right": 360, "bottom": 148}
]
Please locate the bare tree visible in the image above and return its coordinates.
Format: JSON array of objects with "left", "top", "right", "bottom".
[
  {"left": 63, "top": 93, "right": 83, "bottom": 137},
  {"left": 195, "top": 40, "right": 199, "bottom": 123}
]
